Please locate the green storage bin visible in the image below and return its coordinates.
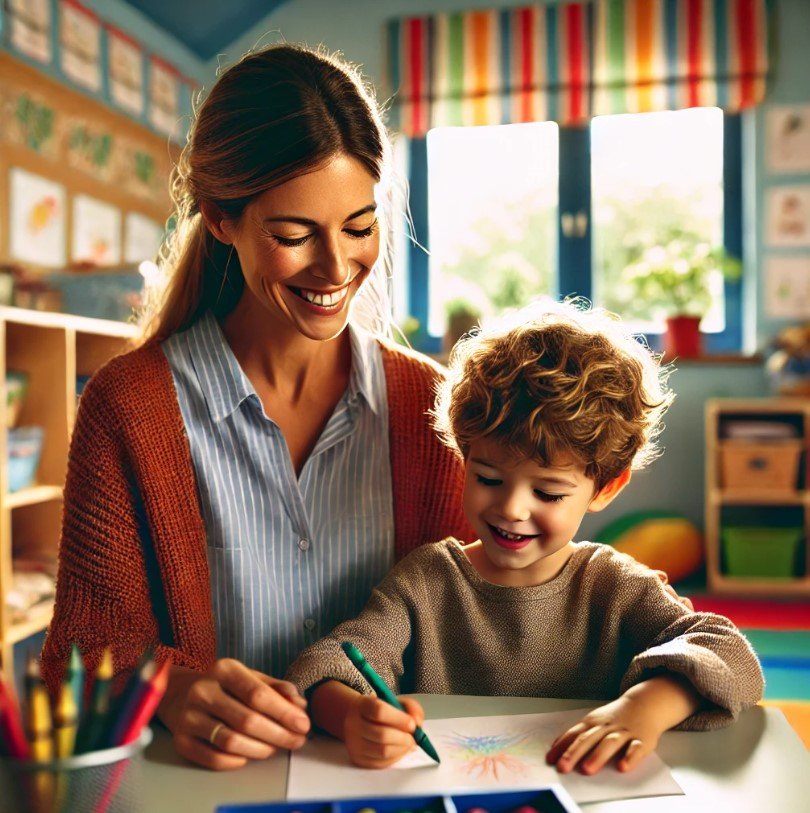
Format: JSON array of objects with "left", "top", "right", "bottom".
[{"left": 722, "top": 526, "right": 803, "bottom": 579}]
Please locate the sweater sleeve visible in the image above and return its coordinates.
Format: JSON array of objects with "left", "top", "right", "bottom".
[
  {"left": 285, "top": 555, "right": 419, "bottom": 697},
  {"left": 40, "top": 365, "right": 207, "bottom": 697},
  {"left": 614, "top": 564, "right": 764, "bottom": 730}
]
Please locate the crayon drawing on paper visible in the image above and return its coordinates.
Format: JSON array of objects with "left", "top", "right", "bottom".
[{"left": 441, "top": 729, "right": 546, "bottom": 780}]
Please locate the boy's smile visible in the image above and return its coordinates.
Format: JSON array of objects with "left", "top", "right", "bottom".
[{"left": 462, "top": 437, "right": 628, "bottom": 587}]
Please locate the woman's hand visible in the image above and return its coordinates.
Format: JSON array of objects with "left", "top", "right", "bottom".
[
  {"left": 545, "top": 674, "right": 702, "bottom": 775},
  {"left": 342, "top": 693, "right": 425, "bottom": 769},
  {"left": 157, "top": 659, "right": 311, "bottom": 770}
]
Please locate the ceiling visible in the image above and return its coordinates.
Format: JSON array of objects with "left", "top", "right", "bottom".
[{"left": 121, "top": 0, "right": 292, "bottom": 60}]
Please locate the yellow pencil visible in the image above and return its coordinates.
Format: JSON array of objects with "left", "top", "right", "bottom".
[
  {"left": 25, "top": 682, "right": 53, "bottom": 763},
  {"left": 53, "top": 679, "right": 78, "bottom": 759}
]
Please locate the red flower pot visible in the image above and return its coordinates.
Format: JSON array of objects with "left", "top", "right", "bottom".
[{"left": 664, "top": 315, "right": 702, "bottom": 358}]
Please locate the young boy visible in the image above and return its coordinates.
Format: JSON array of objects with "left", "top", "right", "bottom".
[{"left": 285, "top": 298, "right": 763, "bottom": 776}]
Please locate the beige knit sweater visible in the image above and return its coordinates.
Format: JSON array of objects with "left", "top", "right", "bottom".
[{"left": 286, "top": 539, "right": 764, "bottom": 730}]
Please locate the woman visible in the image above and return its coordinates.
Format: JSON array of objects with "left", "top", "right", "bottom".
[
  {"left": 42, "top": 42, "right": 688, "bottom": 771},
  {"left": 42, "top": 43, "right": 473, "bottom": 770}
]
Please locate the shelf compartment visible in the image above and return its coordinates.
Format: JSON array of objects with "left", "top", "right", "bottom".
[
  {"left": 5, "top": 485, "right": 63, "bottom": 509},
  {"left": 709, "top": 488, "right": 806, "bottom": 505},
  {"left": 6, "top": 598, "right": 54, "bottom": 645}
]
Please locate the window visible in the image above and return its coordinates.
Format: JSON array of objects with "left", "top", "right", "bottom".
[{"left": 415, "top": 108, "right": 742, "bottom": 353}]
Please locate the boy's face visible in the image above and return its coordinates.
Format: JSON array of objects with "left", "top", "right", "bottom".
[{"left": 463, "top": 437, "right": 626, "bottom": 586}]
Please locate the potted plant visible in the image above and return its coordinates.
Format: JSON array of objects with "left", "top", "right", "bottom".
[
  {"left": 444, "top": 298, "right": 481, "bottom": 352},
  {"left": 622, "top": 238, "right": 741, "bottom": 358}
]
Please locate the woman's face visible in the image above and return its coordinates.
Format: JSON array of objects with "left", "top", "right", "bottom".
[{"left": 217, "top": 153, "right": 381, "bottom": 342}]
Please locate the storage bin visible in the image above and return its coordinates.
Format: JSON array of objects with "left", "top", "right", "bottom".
[
  {"left": 719, "top": 439, "right": 803, "bottom": 491},
  {"left": 722, "top": 526, "right": 803, "bottom": 579},
  {"left": 8, "top": 426, "right": 44, "bottom": 492}
]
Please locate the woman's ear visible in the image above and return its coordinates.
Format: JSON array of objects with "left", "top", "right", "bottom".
[
  {"left": 588, "top": 469, "right": 632, "bottom": 513},
  {"left": 199, "top": 200, "right": 234, "bottom": 245}
]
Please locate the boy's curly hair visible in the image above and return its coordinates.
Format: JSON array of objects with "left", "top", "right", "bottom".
[{"left": 432, "top": 298, "right": 675, "bottom": 491}]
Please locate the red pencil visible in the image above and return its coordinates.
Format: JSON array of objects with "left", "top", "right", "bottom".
[
  {"left": 0, "top": 670, "right": 31, "bottom": 760},
  {"left": 110, "top": 659, "right": 170, "bottom": 747}
]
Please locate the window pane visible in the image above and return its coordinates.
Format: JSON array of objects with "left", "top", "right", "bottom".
[
  {"left": 427, "top": 122, "right": 558, "bottom": 340},
  {"left": 591, "top": 108, "right": 725, "bottom": 333}
]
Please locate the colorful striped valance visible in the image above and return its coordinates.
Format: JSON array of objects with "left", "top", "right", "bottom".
[
  {"left": 386, "top": 0, "right": 769, "bottom": 137},
  {"left": 593, "top": 0, "right": 769, "bottom": 115}
]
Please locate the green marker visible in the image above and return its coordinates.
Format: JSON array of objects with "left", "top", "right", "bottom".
[{"left": 340, "top": 641, "right": 440, "bottom": 764}]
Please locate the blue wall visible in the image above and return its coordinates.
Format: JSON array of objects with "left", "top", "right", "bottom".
[{"left": 228, "top": 0, "right": 809, "bottom": 534}]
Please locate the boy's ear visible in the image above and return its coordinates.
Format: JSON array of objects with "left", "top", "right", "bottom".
[
  {"left": 199, "top": 199, "right": 235, "bottom": 245},
  {"left": 587, "top": 469, "right": 632, "bottom": 513}
]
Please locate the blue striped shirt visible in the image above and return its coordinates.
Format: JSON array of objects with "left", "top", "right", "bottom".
[{"left": 162, "top": 312, "right": 394, "bottom": 678}]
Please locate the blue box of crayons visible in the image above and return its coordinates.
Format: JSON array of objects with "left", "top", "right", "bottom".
[{"left": 216, "top": 785, "right": 582, "bottom": 813}]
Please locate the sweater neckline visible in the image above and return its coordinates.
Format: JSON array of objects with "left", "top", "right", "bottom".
[{"left": 445, "top": 538, "right": 593, "bottom": 601}]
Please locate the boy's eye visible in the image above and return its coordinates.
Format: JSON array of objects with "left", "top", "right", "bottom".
[
  {"left": 476, "top": 475, "right": 502, "bottom": 487},
  {"left": 274, "top": 234, "right": 312, "bottom": 247},
  {"left": 535, "top": 491, "right": 566, "bottom": 503}
]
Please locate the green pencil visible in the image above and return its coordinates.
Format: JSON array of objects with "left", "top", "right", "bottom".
[
  {"left": 65, "top": 644, "right": 86, "bottom": 724},
  {"left": 340, "top": 641, "right": 440, "bottom": 764}
]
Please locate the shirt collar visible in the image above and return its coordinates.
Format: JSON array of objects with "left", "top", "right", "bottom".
[{"left": 190, "top": 312, "right": 381, "bottom": 422}]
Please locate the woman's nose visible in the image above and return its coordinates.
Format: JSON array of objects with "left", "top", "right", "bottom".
[{"left": 314, "top": 236, "right": 350, "bottom": 285}]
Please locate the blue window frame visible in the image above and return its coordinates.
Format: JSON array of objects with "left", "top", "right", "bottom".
[{"left": 406, "top": 112, "right": 743, "bottom": 355}]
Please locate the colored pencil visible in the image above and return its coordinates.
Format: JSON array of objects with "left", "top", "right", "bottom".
[
  {"left": 53, "top": 679, "right": 78, "bottom": 759},
  {"left": 0, "top": 669, "right": 31, "bottom": 759},
  {"left": 112, "top": 659, "right": 170, "bottom": 746},
  {"left": 25, "top": 681, "right": 53, "bottom": 763},
  {"left": 76, "top": 647, "right": 113, "bottom": 754},
  {"left": 65, "top": 644, "right": 86, "bottom": 724}
]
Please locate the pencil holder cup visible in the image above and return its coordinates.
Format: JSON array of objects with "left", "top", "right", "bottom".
[{"left": 0, "top": 726, "right": 152, "bottom": 813}]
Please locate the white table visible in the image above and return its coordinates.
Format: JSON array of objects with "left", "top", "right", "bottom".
[{"left": 140, "top": 696, "right": 810, "bottom": 812}]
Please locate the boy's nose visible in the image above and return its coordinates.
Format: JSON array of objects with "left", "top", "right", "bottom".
[{"left": 497, "top": 494, "right": 530, "bottom": 522}]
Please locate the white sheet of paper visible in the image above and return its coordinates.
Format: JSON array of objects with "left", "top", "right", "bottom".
[{"left": 287, "top": 709, "right": 684, "bottom": 805}]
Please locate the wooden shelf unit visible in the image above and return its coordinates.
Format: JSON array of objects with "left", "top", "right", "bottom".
[
  {"left": 705, "top": 398, "right": 810, "bottom": 597},
  {"left": 0, "top": 307, "right": 137, "bottom": 671}
]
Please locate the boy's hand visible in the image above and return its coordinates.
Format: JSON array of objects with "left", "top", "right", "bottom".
[
  {"left": 546, "top": 674, "right": 702, "bottom": 775},
  {"left": 343, "top": 694, "right": 425, "bottom": 769}
]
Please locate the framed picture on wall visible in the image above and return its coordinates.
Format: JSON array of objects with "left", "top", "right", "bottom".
[
  {"left": 765, "top": 185, "right": 810, "bottom": 248},
  {"left": 9, "top": 168, "right": 67, "bottom": 267},
  {"left": 59, "top": 0, "right": 102, "bottom": 93},
  {"left": 7, "top": 0, "right": 53, "bottom": 64},
  {"left": 767, "top": 105, "right": 810, "bottom": 174},
  {"left": 765, "top": 256, "right": 810, "bottom": 319},
  {"left": 108, "top": 25, "right": 145, "bottom": 117},
  {"left": 124, "top": 212, "right": 164, "bottom": 263},
  {"left": 148, "top": 56, "right": 180, "bottom": 138},
  {"left": 72, "top": 195, "right": 122, "bottom": 265}
]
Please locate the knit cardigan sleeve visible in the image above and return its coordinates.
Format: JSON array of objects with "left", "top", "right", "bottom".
[{"left": 40, "top": 347, "right": 214, "bottom": 697}]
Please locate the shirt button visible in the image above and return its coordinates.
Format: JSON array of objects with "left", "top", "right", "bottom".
[
  {"left": 298, "top": 538, "right": 310, "bottom": 551},
  {"left": 303, "top": 618, "right": 316, "bottom": 631}
]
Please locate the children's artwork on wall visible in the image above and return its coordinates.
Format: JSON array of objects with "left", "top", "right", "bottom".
[
  {"left": 59, "top": 0, "right": 102, "bottom": 93},
  {"left": 149, "top": 57, "right": 180, "bottom": 139},
  {"left": 765, "top": 256, "right": 810, "bottom": 319},
  {"left": 0, "top": 83, "right": 60, "bottom": 157},
  {"left": 767, "top": 105, "right": 810, "bottom": 174},
  {"left": 766, "top": 186, "right": 810, "bottom": 248},
  {"left": 124, "top": 212, "right": 164, "bottom": 263},
  {"left": 72, "top": 195, "right": 122, "bottom": 266},
  {"left": 9, "top": 168, "right": 66, "bottom": 267},
  {"left": 108, "top": 26, "right": 145, "bottom": 117},
  {"left": 287, "top": 709, "right": 683, "bottom": 805},
  {"left": 7, "top": 0, "right": 52, "bottom": 64}
]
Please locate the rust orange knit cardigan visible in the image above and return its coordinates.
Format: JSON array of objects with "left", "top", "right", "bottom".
[{"left": 41, "top": 339, "right": 474, "bottom": 693}]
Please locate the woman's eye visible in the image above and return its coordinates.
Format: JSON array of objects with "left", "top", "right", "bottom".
[
  {"left": 476, "top": 475, "right": 502, "bottom": 487},
  {"left": 344, "top": 221, "right": 378, "bottom": 239},
  {"left": 274, "top": 234, "right": 312, "bottom": 247},
  {"left": 535, "top": 491, "right": 566, "bottom": 503}
]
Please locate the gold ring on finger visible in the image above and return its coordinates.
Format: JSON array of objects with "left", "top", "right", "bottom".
[{"left": 209, "top": 721, "right": 226, "bottom": 746}]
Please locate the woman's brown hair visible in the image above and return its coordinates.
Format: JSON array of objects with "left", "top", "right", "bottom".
[{"left": 140, "top": 43, "right": 392, "bottom": 342}]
